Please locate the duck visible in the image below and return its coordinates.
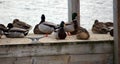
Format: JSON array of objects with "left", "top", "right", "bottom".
[
  {"left": 64, "top": 13, "right": 79, "bottom": 35},
  {"left": 13, "top": 19, "right": 32, "bottom": 31},
  {"left": 76, "top": 27, "right": 90, "bottom": 40},
  {"left": 36, "top": 14, "right": 58, "bottom": 36},
  {"left": 4, "top": 23, "right": 28, "bottom": 38},
  {"left": 92, "top": 20, "right": 109, "bottom": 34},
  {"left": 53, "top": 21, "right": 67, "bottom": 39},
  {"left": 0, "top": 24, "right": 7, "bottom": 38}
]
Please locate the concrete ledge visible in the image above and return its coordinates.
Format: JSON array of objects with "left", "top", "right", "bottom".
[{"left": 0, "top": 33, "right": 113, "bottom": 45}]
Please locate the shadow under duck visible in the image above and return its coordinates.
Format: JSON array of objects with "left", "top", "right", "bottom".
[
  {"left": 54, "top": 21, "right": 67, "bottom": 39},
  {"left": 5, "top": 23, "right": 28, "bottom": 38},
  {"left": 34, "top": 14, "right": 58, "bottom": 36}
]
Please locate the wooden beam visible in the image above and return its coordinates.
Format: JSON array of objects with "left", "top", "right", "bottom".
[
  {"left": 117, "top": 0, "right": 120, "bottom": 63},
  {"left": 68, "top": 0, "right": 80, "bottom": 25},
  {"left": 114, "top": 0, "right": 119, "bottom": 64}
]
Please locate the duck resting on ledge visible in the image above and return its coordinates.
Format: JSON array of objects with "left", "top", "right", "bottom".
[
  {"left": 34, "top": 14, "right": 58, "bottom": 37},
  {"left": 92, "top": 19, "right": 113, "bottom": 35},
  {"left": 4, "top": 23, "right": 29, "bottom": 38},
  {"left": 64, "top": 13, "right": 78, "bottom": 35},
  {"left": 76, "top": 27, "right": 90, "bottom": 40},
  {"left": 13, "top": 19, "right": 32, "bottom": 32},
  {"left": 53, "top": 21, "right": 67, "bottom": 39}
]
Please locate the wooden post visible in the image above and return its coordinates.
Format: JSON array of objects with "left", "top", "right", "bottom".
[
  {"left": 114, "top": 0, "right": 119, "bottom": 64},
  {"left": 117, "top": 0, "right": 120, "bottom": 64},
  {"left": 68, "top": 0, "right": 80, "bottom": 26}
]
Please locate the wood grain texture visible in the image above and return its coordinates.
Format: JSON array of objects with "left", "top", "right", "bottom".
[{"left": 117, "top": 0, "right": 120, "bottom": 64}]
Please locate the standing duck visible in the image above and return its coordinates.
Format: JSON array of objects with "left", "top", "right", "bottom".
[
  {"left": 4, "top": 23, "right": 28, "bottom": 38},
  {"left": 0, "top": 24, "right": 7, "bottom": 38},
  {"left": 36, "top": 14, "right": 58, "bottom": 36},
  {"left": 64, "top": 13, "right": 78, "bottom": 35},
  {"left": 54, "top": 21, "right": 67, "bottom": 39}
]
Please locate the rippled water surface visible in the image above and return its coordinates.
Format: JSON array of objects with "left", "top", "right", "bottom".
[{"left": 0, "top": 0, "right": 113, "bottom": 33}]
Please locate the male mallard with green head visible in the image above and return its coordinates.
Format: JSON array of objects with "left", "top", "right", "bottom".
[
  {"left": 34, "top": 14, "right": 58, "bottom": 36},
  {"left": 64, "top": 13, "right": 78, "bottom": 35},
  {"left": 54, "top": 21, "right": 67, "bottom": 39}
]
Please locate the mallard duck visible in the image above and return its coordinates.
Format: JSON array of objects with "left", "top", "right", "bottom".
[
  {"left": 53, "top": 21, "right": 67, "bottom": 39},
  {"left": 92, "top": 20, "right": 109, "bottom": 34},
  {"left": 5, "top": 23, "right": 28, "bottom": 38},
  {"left": 13, "top": 19, "right": 32, "bottom": 30},
  {"left": 0, "top": 24, "right": 7, "bottom": 38},
  {"left": 76, "top": 27, "right": 90, "bottom": 40},
  {"left": 36, "top": 14, "right": 58, "bottom": 36},
  {"left": 64, "top": 13, "right": 78, "bottom": 35}
]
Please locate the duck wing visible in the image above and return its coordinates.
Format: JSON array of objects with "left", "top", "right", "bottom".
[
  {"left": 9, "top": 27, "right": 27, "bottom": 32},
  {"left": 43, "top": 23, "right": 57, "bottom": 29},
  {"left": 43, "top": 22, "right": 58, "bottom": 28}
]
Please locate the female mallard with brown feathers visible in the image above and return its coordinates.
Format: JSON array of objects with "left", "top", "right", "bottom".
[
  {"left": 13, "top": 19, "right": 32, "bottom": 30},
  {"left": 76, "top": 27, "right": 90, "bottom": 40},
  {"left": 34, "top": 14, "right": 58, "bottom": 36},
  {"left": 4, "top": 23, "right": 28, "bottom": 38},
  {"left": 91, "top": 20, "right": 114, "bottom": 34}
]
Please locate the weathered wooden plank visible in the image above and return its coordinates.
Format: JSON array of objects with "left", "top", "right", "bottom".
[
  {"left": 0, "top": 42, "right": 113, "bottom": 57},
  {"left": 0, "top": 57, "right": 16, "bottom": 64},
  {"left": 69, "top": 54, "right": 113, "bottom": 64},
  {"left": 33, "top": 55, "right": 70, "bottom": 64},
  {"left": 0, "top": 54, "right": 113, "bottom": 64},
  {"left": 14, "top": 57, "right": 32, "bottom": 64},
  {"left": 117, "top": 0, "right": 120, "bottom": 63}
]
